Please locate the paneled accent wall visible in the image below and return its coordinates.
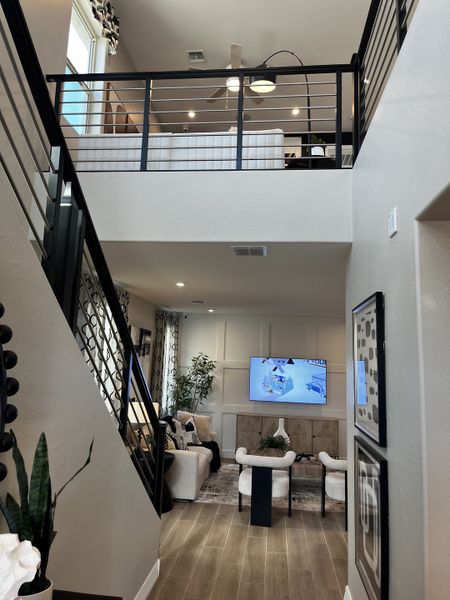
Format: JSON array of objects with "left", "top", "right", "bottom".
[{"left": 178, "top": 314, "right": 347, "bottom": 457}]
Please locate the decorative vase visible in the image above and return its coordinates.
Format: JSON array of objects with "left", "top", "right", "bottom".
[
  {"left": 311, "top": 145, "right": 325, "bottom": 156},
  {"left": 18, "top": 580, "right": 53, "bottom": 600},
  {"left": 273, "top": 418, "right": 290, "bottom": 447}
]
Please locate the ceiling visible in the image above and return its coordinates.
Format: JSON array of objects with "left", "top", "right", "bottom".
[
  {"left": 113, "top": 0, "right": 371, "bottom": 72},
  {"left": 102, "top": 242, "right": 350, "bottom": 317},
  {"left": 111, "top": 0, "right": 371, "bottom": 136}
]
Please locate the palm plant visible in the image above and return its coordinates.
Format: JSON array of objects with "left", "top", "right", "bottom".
[{"left": 0, "top": 432, "right": 93, "bottom": 594}]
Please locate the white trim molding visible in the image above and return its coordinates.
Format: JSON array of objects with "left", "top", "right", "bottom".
[
  {"left": 134, "top": 559, "right": 160, "bottom": 600},
  {"left": 343, "top": 585, "right": 353, "bottom": 600}
]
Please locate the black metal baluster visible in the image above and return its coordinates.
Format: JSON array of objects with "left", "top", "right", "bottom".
[
  {"left": 140, "top": 78, "right": 151, "bottom": 171},
  {"left": 236, "top": 73, "right": 244, "bottom": 170},
  {"left": 395, "top": 0, "right": 408, "bottom": 51},
  {"left": 335, "top": 71, "right": 343, "bottom": 169}
]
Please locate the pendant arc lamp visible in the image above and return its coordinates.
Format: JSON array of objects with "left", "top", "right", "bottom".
[{"left": 249, "top": 50, "right": 312, "bottom": 135}]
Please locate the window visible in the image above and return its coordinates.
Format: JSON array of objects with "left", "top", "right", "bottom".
[{"left": 62, "top": 4, "right": 96, "bottom": 134}]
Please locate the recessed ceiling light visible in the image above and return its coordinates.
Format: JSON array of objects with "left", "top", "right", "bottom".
[
  {"left": 188, "top": 111, "right": 196, "bottom": 118},
  {"left": 292, "top": 108, "right": 300, "bottom": 116},
  {"left": 176, "top": 282, "right": 186, "bottom": 287},
  {"left": 208, "top": 309, "right": 215, "bottom": 313}
]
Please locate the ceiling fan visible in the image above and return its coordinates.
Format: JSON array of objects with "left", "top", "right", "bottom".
[{"left": 191, "top": 44, "right": 264, "bottom": 106}]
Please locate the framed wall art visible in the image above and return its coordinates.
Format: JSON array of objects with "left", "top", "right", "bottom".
[
  {"left": 354, "top": 436, "right": 389, "bottom": 600},
  {"left": 352, "top": 291, "right": 386, "bottom": 446}
]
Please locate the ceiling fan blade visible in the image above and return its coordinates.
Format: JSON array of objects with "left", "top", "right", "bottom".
[
  {"left": 230, "top": 43, "right": 242, "bottom": 69},
  {"left": 246, "top": 87, "right": 264, "bottom": 105},
  {"left": 243, "top": 113, "right": 252, "bottom": 121},
  {"left": 207, "top": 86, "right": 227, "bottom": 103}
]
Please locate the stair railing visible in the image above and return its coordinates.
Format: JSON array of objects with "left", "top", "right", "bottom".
[{"left": 0, "top": 0, "right": 166, "bottom": 515}]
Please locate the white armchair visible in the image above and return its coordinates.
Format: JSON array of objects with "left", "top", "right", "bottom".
[
  {"left": 235, "top": 447, "right": 296, "bottom": 526},
  {"left": 319, "top": 451, "right": 348, "bottom": 530}
]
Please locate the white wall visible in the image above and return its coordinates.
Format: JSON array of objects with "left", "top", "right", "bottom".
[
  {"left": 346, "top": 1, "right": 450, "bottom": 598},
  {"left": 416, "top": 221, "right": 450, "bottom": 599},
  {"left": 0, "top": 178, "right": 161, "bottom": 599},
  {"left": 80, "top": 169, "right": 352, "bottom": 243},
  {"left": 179, "top": 314, "right": 347, "bottom": 457}
]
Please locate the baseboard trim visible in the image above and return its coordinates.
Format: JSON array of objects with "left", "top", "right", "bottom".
[
  {"left": 134, "top": 559, "right": 160, "bottom": 600},
  {"left": 343, "top": 585, "right": 353, "bottom": 600}
]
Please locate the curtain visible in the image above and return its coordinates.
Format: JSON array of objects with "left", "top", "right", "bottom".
[
  {"left": 77, "top": 273, "right": 129, "bottom": 422},
  {"left": 89, "top": 0, "right": 120, "bottom": 55},
  {"left": 150, "top": 310, "right": 179, "bottom": 414}
]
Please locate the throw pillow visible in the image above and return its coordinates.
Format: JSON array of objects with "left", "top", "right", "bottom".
[
  {"left": 165, "top": 432, "right": 177, "bottom": 450},
  {"left": 194, "top": 415, "right": 212, "bottom": 442},
  {"left": 176, "top": 410, "right": 194, "bottom": 426},
  {"left": 184, "top": 417, "right": 200, "bottom": 445},
  {"left": 172, "top": 418, "right": 187, "bottom": 450}
]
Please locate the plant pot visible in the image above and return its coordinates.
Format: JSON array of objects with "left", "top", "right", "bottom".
[{"left": 18, "top": 580, "right": 53, "bottom": 600}]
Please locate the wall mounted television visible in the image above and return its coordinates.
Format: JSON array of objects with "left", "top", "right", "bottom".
[{"left": 249, "top": 357, "right": 327, "bottom": 405}]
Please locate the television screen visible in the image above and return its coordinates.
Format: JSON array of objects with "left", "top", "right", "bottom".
[{"left": 249, "top": 357, "right": 327, "bottom": 405}]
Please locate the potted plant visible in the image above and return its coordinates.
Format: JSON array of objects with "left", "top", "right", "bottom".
[
  {"left": 258, "top": 435, "right": 290, "bottom": 457},
  {"left": 0, "top": 432, "right": 93, "bottom": 600},
  {"left": 170, "top": 352, "right": 216, "bottom": 414},
  {"left": 310, "top": 134, "right": 326, "bottom": 156}
]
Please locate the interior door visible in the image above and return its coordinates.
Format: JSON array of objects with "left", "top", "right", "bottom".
[
  {"left": 312, "top": 420, "right": 339, "bottom": 456},
  {"left": 236, "top": 415, "right": 262, "bottom": 453}
]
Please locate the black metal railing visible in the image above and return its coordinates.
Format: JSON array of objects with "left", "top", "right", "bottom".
[
  {"left": 45, "top": 0, "right": 421, "bottom": 173},
  {"left": 47, "top": 66, "right": 355, "bottom": 172},
  {"left": 355, "top": 0, "right": 420, "bottom": 144},
  {"left": 0, "top": 0, "right": 166, "bottom": 515}
]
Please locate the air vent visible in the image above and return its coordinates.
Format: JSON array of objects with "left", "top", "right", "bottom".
[
  {"left": 186, "top": 50, "right": 206, "bottom": 64},
  {"left": 231, "top": 246, "right": 268, "bottom": 257},
  {"left": 191, "top": 300, "right": 205, "bottom": 304}
]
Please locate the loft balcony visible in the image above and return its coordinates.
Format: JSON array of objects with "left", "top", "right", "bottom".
[{"left": 46, "top": 0, "right": 418, "bottom": 175}]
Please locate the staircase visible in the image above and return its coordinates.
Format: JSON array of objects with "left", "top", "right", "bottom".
[{"left": 0, "top": 0, "right": 166, "bottom": 515}]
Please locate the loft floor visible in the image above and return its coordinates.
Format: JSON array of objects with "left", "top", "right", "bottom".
[{"left": 149, "top": 502, "right": 347, "bottom": 600}]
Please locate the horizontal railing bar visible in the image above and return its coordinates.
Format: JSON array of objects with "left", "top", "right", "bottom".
[
  {"left": 60, "top": 99, "right": 146, "bottom": 104},
  {"left": 61, "top": 110, "right": 145, "bottom": 116},
  {"left": 0, "top": 153, "right": 49, "bottom": 257},
  {"left": 362, "top": 0, "right": 395, "bottom": 67},
  {"left": 0, "top": 19, "right": 54, "bottom": 169},
  {"left": 150, "top": 92, "right": 337, "bottom": 102},
  {"left": 64, "top": 130, "right": 341, "bottom": 139},
  {"left": 69, "top": 142, "right": 331, "bottom": 152},
  {"left": 363, "top": 34, "right": 397, "bottom": 112},
  {"left": 48, "top": 64, "right": 353, "bottom": 83},
  {"left": 62, "top": 86, "right": 146, "bottom": 93},
  {"left": 363, "top": 9, "right": 397, "bottom": 80},
  {"left": 72, "top": 155, "right": 333, "bottom": 163},
  {"left": 363, "top": 47, "right": 398, "bottom": 124}
]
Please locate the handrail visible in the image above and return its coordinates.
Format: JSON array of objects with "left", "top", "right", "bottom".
[
  {"left": 47, "top": 63, "right": 355, "bottom": 83},
  {"left": 0, "top": 0, "right": 165, "bottom": 515}
]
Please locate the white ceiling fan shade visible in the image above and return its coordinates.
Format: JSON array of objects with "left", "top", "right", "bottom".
[{"left": 226, "top": 76, "right": 240, "bottom": 92}]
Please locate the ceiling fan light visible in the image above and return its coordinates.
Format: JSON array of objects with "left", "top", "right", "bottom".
[{"left": 226, "top": 76, "right": 240, "bottom": 92}]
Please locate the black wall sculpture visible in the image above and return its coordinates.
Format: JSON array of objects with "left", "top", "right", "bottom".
[{"left": 0, "top": 303, "right": 19, "bottom": 481}]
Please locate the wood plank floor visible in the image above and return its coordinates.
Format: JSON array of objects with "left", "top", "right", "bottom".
[{"left": 149, "top": 502, "right": 347, "bottom": 600}]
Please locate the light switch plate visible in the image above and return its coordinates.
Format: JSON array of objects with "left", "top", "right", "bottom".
[{"left": 388, "top": 207, "right": 398, "bottom": 238}]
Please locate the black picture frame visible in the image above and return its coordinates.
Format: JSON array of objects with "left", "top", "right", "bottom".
[
  {"left": 352, "top": 292, "right": 386, "bottom": 447},
  {"left": 354, "top": 436, "right": 389, "bottom": 600}
]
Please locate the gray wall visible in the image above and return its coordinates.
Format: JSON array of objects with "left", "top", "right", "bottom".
[{"left": 346, "top": 0, "right": 450, "bottom": 598}]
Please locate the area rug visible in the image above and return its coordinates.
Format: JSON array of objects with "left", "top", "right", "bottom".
[{"left": 196, "top": 463, "right": 344, "bottom": 513}]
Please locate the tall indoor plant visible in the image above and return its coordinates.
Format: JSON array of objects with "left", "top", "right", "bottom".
[
  {"left": 0, "top": 432, "right": 93, "bottom": 599},
  {"left": 170, "top": 352, "right": 216, "bottom": 414}
]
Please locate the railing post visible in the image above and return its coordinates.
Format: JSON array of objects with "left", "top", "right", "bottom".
[
  {"left": 395, "top": 0, "right": 407, "bottom": 51},
  {"left": 119, "top": 348, "right": 133, "bottom": 441},
  {"left": 352, "top": 54, "right": 361, "bottom": 163},
  {"left": 140, "top": 78, "right": 151, "bottom": 171},
  {"left": 43, "top": 148, "right": 85, "bottom": 330},
  {"left": 154, "top": 421, "right": 167, "bottom": 516},
  {"left": 236, "top": 73, "right": 245, "bottom": 170},
  {"left": 54, "top": 81, "right": 62, "bottom": 121},
  {"left": 335, "top": 71, "right": 343, "bottom": 169}
]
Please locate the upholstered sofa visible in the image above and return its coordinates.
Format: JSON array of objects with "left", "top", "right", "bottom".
[{"left": 166, "top": 431, "right": 218, "bottom": 500}]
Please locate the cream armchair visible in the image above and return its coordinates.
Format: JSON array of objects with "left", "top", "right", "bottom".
[{"left": 319, "top": 451, "right": 348, "bottom": 530}]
